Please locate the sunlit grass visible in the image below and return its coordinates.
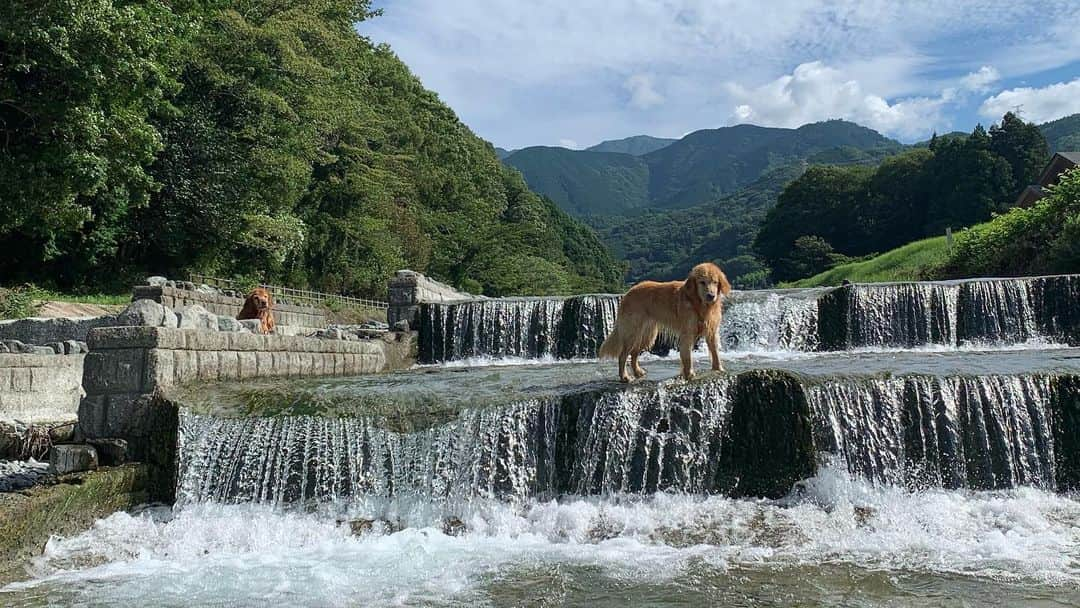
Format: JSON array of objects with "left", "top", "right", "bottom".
[{"left": 787, "top": 236, "right": 951, "bottom": 287}]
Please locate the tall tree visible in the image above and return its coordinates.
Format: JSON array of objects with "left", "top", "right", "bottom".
[
  {"left": 0, "top": 0, "right": 186, "bottom": 283},
  {"left": 990, "top": 111, "right": 1050, "bottom": 195},
  {"left": 923, "top": 125, "right": 1013, "bottom": 233}
]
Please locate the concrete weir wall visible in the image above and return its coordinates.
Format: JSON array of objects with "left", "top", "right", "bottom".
[
  {"left": 388, "top": 270, "right": 471, "bottom": 328},
  {"left": 0, "top": 354, "right": 85, "bottom": 423},
  {"left": 78, "top": 326, "right": 415, "bottom": 498},
  {"left": 133, "top": 284, "right": 328, "bottom": 328}
]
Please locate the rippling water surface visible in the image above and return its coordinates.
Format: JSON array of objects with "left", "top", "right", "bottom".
[{"left": 2, "top": 464, "right": 1079, "bottom": 607}]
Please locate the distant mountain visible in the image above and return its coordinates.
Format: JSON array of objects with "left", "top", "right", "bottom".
[
  {"left": 644, "top": 120, "right": 902, "bottom": 208},
  {"left": 599, "top": 165, "right": 805, "bottom": 285},
  {"left": 503, "top": 120, "right": 902, "bottom": 218},
  {"left": 911, "top": 131, "right": 968, "bottom": 148},
  {"left": 587, "top": 135, "right": 676, "bottom": 156},
  {"left": 503, "top": 147, "right": 650, "bottom": 216},
  {"left": 1040, "top": 113, "right": 1080, "bottom": 153},
  {"left": 494, "top": 147, "right": 513, "bottom": 160}
]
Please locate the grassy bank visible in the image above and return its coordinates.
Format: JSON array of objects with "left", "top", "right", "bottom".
[{"left": 787, "top": 236, "right": 950, "bottom": 287}]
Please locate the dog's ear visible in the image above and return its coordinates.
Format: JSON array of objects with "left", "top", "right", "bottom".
[
  {"left": 717, "top": 269, "right": 732, "bottom": 296},
  {"left": 682, "top": 270, "right": 700, "bottom": 304}
]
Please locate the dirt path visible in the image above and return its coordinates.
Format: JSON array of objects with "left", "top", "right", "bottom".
[{"left": 35, "top": 301, "right": 126, "bottom": 318}]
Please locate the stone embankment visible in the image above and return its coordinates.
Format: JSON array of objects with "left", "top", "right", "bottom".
[{"left": 134, "top": 276, "right": 330, "bottom": 329}]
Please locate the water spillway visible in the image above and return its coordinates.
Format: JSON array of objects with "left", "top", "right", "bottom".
[
  {"left": 173, "top": 349, "right": 1080, "bottom": 508},
  {"left": 418, "top": 289, "right": 824, "bottom": 362},
  {"left": 418, "top": 275, "right": 1080, "bottom": 362},
  {"left": 9, "top": 277, "right": 1080, "bottom": 606}
]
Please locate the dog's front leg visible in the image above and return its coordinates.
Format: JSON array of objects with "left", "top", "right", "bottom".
[
  {"left": 679, "top": 334, "right": 695, "bottom": 381},
  {"left": 706, "top": 332, "right": 723, "bottom": 372}
]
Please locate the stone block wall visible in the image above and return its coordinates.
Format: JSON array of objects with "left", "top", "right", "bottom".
[
  {"left": 0, "top": 353, "right": 85, "bottom": 424},
  {"left": 388, "top": 270, "right": 471, "bottom": 328},
  {"left": 0, "top": 316, "right": 118, "bottom": 344},
  {"left": 132, "top": 285, "right": 328, "bottom": 328}
]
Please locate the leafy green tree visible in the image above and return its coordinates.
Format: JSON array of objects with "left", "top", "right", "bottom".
[
  {"left": 754, "top": 165, "right": 873, "bottom": 281},
  {"left": 864, "top": 149, "right": 934, "bottom": 248},
  {"left": 0, "top": 0, "right": 623, "bottom": 296},
  {"left": 942, "top": 167, "right": 1080, "bottom": 277},
  {"left": 774, "top": 235, "right": 845, "bottom": 282},
  {"left": 0, "top": 0, "right": 186, "bottom": 283},
  {"left": 922, "top": 125, "right": 1013, "bottom": 233},
  {"left": 990, "top": 112, "right": 1050, "bottom": 195}
]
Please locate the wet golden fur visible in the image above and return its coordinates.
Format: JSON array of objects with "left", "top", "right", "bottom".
[
  {"left": 237, "top": 287, "right": 276, "bottom": 334},
  {"left": 599, "top": 263, "right": 731, "bottom": 381}
]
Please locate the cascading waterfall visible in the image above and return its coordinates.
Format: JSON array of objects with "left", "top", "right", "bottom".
[
  {"left": 958, "top": 279, "right": 1039, "bottom": 344},
  {"left": 176, "top": 380, "right": 735, "bottom": 506},
  {"left": 419, "top": 290, "right": 823, "bottom": 362},
  {"left": 418, "top": 295, "right": 619, "bottom": 362},
  {"left": 720, "top": 290, "right": 821, "bottom": 352},
  {"left": 808, "top": 375, "right": 1057, "bottom": 489},
  {"left": 419, "top": 277, "right": 1080, "bottom": 362},
  {"left": 820, "top": 276, "right": 1080, "bottom": 350},
  {"left": 176, "top": 369, "right": 1076, "bottom": 507},
  {"left": 844, "top": 283, "right": 959, "bottom": 348}
]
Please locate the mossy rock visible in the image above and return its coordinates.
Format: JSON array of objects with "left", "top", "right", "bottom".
[
  {"left": 716, "top": 370, "right": 817, "bottom": 498},
  {"left": 0, "top": 464, "right": 151, "bottom": 585}
]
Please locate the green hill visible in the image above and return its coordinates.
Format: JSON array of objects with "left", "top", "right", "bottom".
[
  {"left": 598, "top": 165, "right": 802, "bottom": 285},
  {"left": 1040, "top": 113, "right": 1080, "bottom": 153},
  {"left": 587, "top": 135, "right": 676, "bottom": 156},
  {"left": 787, "top": 236, "right": 950, "bottom": 287},
  {"left": 0, "top": 0, "right": 624, "bottom": 297},
  {"left": 504, "top": 120, "right": 902, "bottom": 219},
  {"left": 644, "top": 120, "right": 902, "bottom": 209},
  {"left": 503, "top": 147, "right": 651, "bottom": 216}
]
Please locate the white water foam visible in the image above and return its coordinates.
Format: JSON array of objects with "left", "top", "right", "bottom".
[{"left": 4, "top": 464, "right": 1078, "bottom": 607}]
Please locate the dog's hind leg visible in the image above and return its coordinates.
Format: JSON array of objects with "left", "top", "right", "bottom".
[
  {"left": 617, "top": 349, "right": 632, "bottom": 383},
  {"left": 631, "top": 324, "right": 657, "bottom": 378},
  {"left": 630, "top": 351, "right": 646, "bottom": 378}
]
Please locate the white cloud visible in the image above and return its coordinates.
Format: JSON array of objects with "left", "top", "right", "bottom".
[
  {"left": 979, "top": 78, "right": 1080, "bottom": 124},
  {"left": 725, "top": 61, "right": 1000, "bottom": 139},
  {"left": 558, "top": 138, "right": 580, "bottom": 149},
  {"left": 362, "top": 1, "right": 1080, "bottom": 147},
  {"left": 960, "top": 66, "right": 1001, "bottom": 93},
  {"left": 623, "top": 74, "right": 665, "bottom": 110}
]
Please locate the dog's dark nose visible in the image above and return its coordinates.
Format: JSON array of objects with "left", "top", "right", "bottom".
[{"left": 705, "top": 293, "right": 716, "bottom": 302}]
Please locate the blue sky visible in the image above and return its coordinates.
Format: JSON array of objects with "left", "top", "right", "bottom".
[{"left": 362, "top": 1, "right": 1080, "bottom": 149}]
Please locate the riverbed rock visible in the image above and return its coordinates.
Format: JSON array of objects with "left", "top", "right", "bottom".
[
  {"left": 117, "top": 299, "right": 168, "bottom": 327},
  {"left": 145, "top": 276, "right": 168, "bottom": 287},
  {"left": 87, "top": 439, "right": 128, "bottom": 466},
  {"left": 49, "top": 444, "right": 99, "bottom": 475},
  {"left": 176, "top": 305, "right": 218, "bottom": 331},
  {"left": 217, "top": 316, "right": 243, "bottom": 332},
  {"left": 238, "top": 319, "right": 263, "bottom": 333},
  {"left": 162, "top": 309, "right": 179, "bottom": 329},
  {"left": 442, "top": 516, "right": 467, "bottom": 537}
]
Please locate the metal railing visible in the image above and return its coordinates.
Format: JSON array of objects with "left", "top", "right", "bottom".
[{"left": 188, "top": 274, "right": 388, "bottom": 311}]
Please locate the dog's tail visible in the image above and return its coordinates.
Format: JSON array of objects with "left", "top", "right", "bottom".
[{"left": 598, "top": 327, "right": 623, "bottom": 359}]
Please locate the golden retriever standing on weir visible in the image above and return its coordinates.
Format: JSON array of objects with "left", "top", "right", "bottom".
[{"left": 599, "top": 263, "right": 731, "bottom": 382}]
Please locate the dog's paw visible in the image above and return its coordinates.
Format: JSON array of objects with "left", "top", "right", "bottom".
[
  {"left": 619, "top": 375, "right": 633, "bottom": 383},
  {"left": 633, "top": 368, "right": 647, "bottom": 379},
  {"left": 682, "top": 371, "right": 696, "bottom": 382}
]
